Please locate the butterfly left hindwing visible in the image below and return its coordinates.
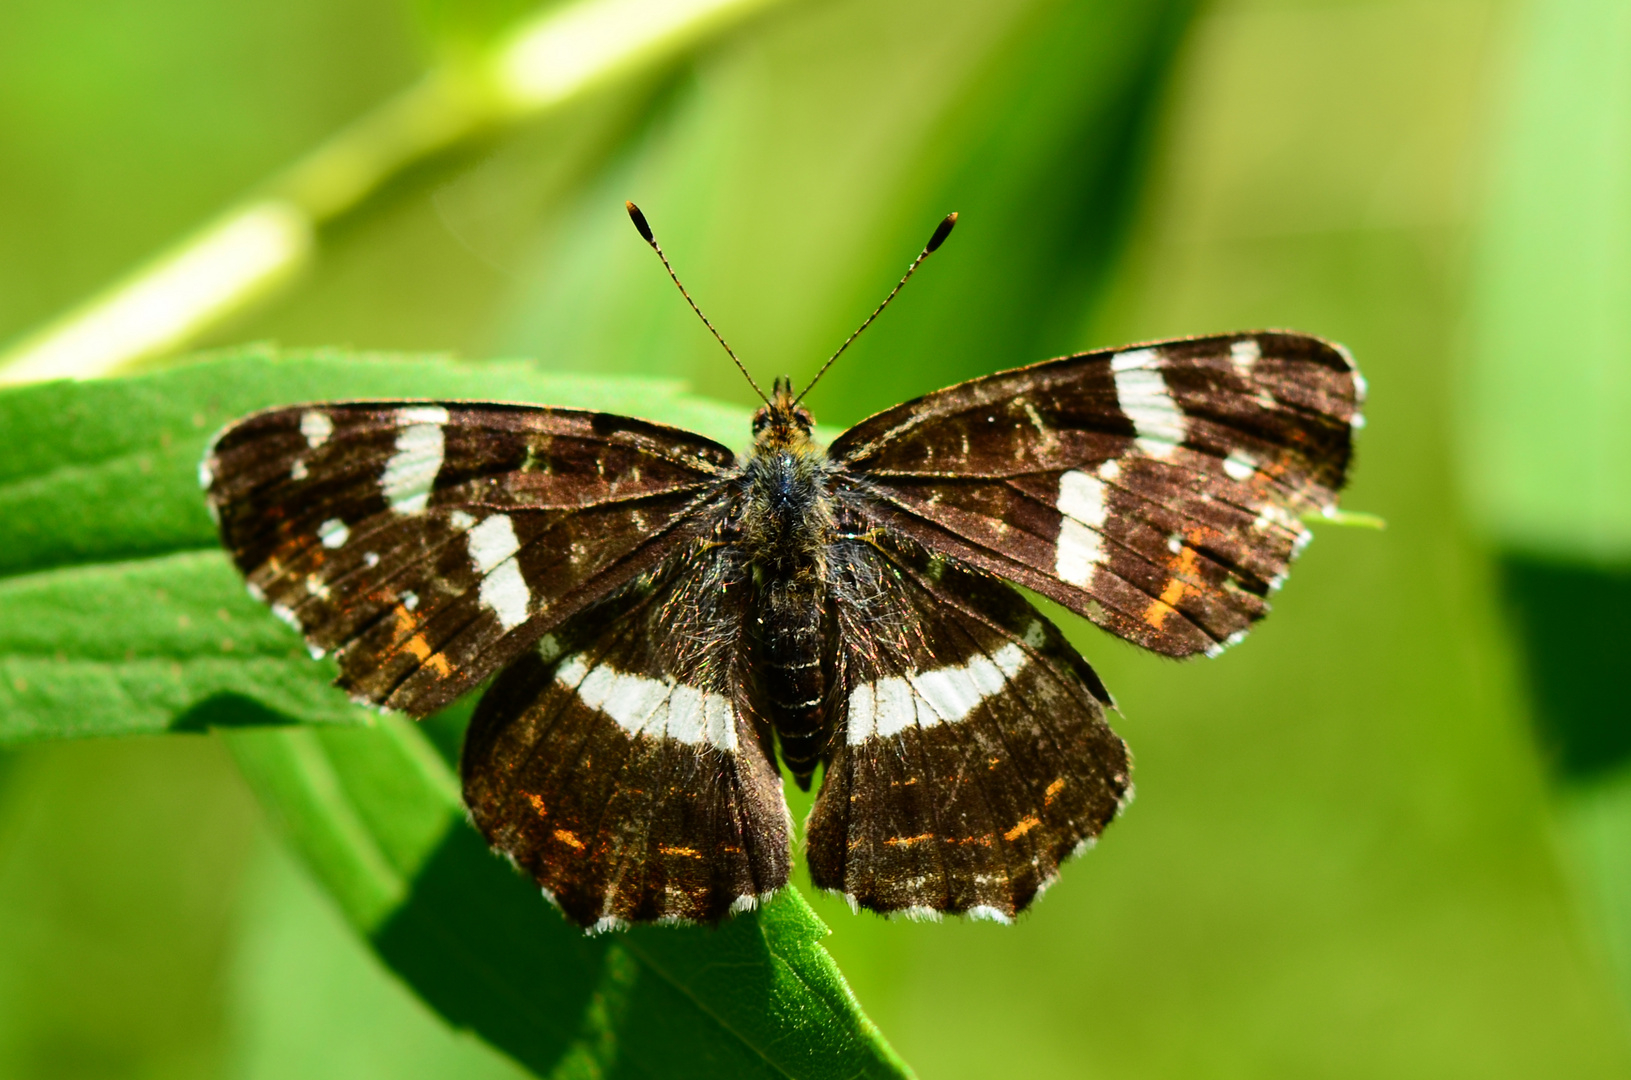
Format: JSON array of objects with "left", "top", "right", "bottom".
[{"left": 461, "top": 541, "right": 791, "bottom": 929}]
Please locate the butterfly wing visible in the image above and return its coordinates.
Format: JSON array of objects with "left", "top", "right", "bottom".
[
  {"left": 806, "top": 533, "right": 1128, "bottom": 920},
  {"left": 828, "top": 331, "right": 1363, "bottom": 656},
  {"left": 461, "top": 540, "right": 791, "bottom": 929},
  {"left": 203, "top": 402, "right": 734, "bottom": 715}
]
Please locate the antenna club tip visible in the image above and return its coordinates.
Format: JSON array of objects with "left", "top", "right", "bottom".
[
  {"left": 926, "top": 212, "right": 958, "bottom": 253},
  {"left": 625, "top": 201, "right": 655, "bottom": 244}
]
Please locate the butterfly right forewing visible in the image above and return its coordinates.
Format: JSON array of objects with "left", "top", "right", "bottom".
[{"left": 829, "top": 331, "right": 1363, "bottom": 657}]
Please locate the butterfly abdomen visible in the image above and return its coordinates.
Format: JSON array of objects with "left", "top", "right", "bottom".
[{"left": 741, "top": 443, "right": 839, "bottom": 788}]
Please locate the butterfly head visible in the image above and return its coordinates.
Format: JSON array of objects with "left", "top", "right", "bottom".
[{"left": 752, "top": 375, "right": 815, "bottom": 450}]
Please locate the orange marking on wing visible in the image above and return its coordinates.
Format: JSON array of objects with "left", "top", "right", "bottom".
[
  {"left": 553, "top": 828, "right": 585, "bottom": 851},
  {"left": 884, "top": 833, "right": 935, "bottom": 847},
  {"left": 1044, "top": 778, "right": 1065, "bottom": 805},
  {"left": 1004, "top": 815, "right": 1041, "bottom": 842},
  {"left": 522, "top": 792, "right": 546, "bottom": 816},
  {"left": 399, "top": 632, "right": 451, "bottom": 677},
  {"left": 658, "top": 844, "right": 701, "bottom": 857},
  {"left": 1145, "top": 544, "right": 1201, "bottom": 628}
]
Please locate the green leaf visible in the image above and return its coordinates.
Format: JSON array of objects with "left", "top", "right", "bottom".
[
  {"left": 225, "top": 718, "right": 909, "bottom": 1079},
  {"left": 0, "top": 346, "right": 742, "bottom": 743},
  {"left": 0, "top": 348, "right": 911, "bottom": 1079}
]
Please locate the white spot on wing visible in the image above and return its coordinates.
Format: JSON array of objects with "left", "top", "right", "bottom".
[
  {"left": 481, "top": 562, "right": 530, "bottom": 630},
  {"left": 553, "top": 655, "right": 738, "bottom": 752},
  {"left": 899, "top": 906, "right": 943, "bottom": 923},
  {"left": 468, "top": 515, "right": 520, "bottom": 571},
  {"left": 1110, "top": 347, "right": 1158, "bottom": 372},
  {"left": 847, "top": 643, "right": 1027, "bottom": 744},
  {"left": 380, "top": 407, "right": 448, "bottom": 515},
  {"left": 1230, "top": 338, "right": 1260, "bottom": 376},
  {"left": 1111, "top": 351, "right": 1186, "bottom": 458},
  {"left": 318, "top": 518, "right": 348, "bottom": 549},
  {"left": 1055, "top": 519, "right": 1102, "bottom": 587},
  {"left": 290, "top": 459, "right": 308, "bottom": 481},
  {"left": 1055, "top": 468, "right": 1111, "bottom": 586},
  {"left": 967, "top": 905, "right": 1012, "bottom": 924},
  {"left": 300, "top": 410, "right": 333, "bottom": 449},
  {"left": 1204, "top": 629, "right": 1250, "bottom": 658},
  {"left": 449, "top": 509, "right": 476, "bottom": 531},
  {"left": 1223, "top": 450, "right": 1256, "bottom": 481},
  {"left": 467, "top": 514, "right": 530, "bottom": 631},
  {"left": 401, "top": 590, "right": 419, "bottom": 611},
  {"left": 1058, "top": 469, "right": 1109, "bottom": 528}
]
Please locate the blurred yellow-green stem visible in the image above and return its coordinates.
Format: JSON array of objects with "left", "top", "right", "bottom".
[{"left": 0, "top": 0, "right": 783, "bottom": 387}]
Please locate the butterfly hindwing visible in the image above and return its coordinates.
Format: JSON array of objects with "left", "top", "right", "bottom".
[
  {"left": 829, "top": 332, "right": 1363, "bottom": 656},
  {"left": 461, "top": 542, "right": 791, "bottom": 929},
  {"left": 806, "top": 534, "right": 1129, "bottom": 921},
  {"left": 203, "top": 401, "right": 734, "bottom": 715}
]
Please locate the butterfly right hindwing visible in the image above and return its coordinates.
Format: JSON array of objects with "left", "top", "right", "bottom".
[{"left": 806, "top": 532, "right": 1129, "bottom": 921}]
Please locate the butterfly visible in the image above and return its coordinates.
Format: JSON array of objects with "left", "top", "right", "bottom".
[{"left": 201, "top": 205, "right": 1364, "bottom": 931}]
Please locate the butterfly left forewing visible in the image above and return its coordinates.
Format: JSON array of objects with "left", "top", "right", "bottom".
[
  {"left": 829, "top": 331, "right": 1363, "bottom": 656},
  {"left": 807, "top": 534, "right": 1128, "bottom": 921},
  {"left": 203, "top": 401, "right": 734, "bottom": 715}
]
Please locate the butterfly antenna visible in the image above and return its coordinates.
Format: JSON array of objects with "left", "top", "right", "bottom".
[
  {"left": 794, "top": 212, "right": 957, "bottom": 405},
  {"left": 626, "top": 201, "right": 769, "bottom": 405}
]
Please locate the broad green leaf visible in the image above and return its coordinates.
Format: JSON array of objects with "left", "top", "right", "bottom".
[
  {"left": 0, "top": 349, "right": 911, "bottom": 1079},
  {"left": 226, "top": 718, "right": 908, "bottom": 1080}
]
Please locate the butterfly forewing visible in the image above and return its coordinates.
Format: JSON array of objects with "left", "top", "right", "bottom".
[
  {"left": 807, "top": 535, "right": 1129, "bottom": 920},
  {"left": 461, "top": 542, "right": 791, "bottom": 929},
  {"left": 203, "top": 402, "right": 734, "bottom": 715},
  {"left": 828, "top": 331, "right": 1363, "bottom": 656}
]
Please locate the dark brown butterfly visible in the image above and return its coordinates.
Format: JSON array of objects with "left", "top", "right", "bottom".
[{"left": 202, "top": 206, "right": 1363, "bottom": 930}]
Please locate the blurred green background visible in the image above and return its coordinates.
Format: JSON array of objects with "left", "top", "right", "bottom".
[{"left": 2, "top": 0, "right": 1630, "bottom": 1076}]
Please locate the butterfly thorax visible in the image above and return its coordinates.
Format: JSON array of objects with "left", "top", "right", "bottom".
[
  {"left": 742, "top": 378, "right": 832, "bottom": 573},
  {"left": 743, "top": 379, "right": 837, "bottom": 787}
]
